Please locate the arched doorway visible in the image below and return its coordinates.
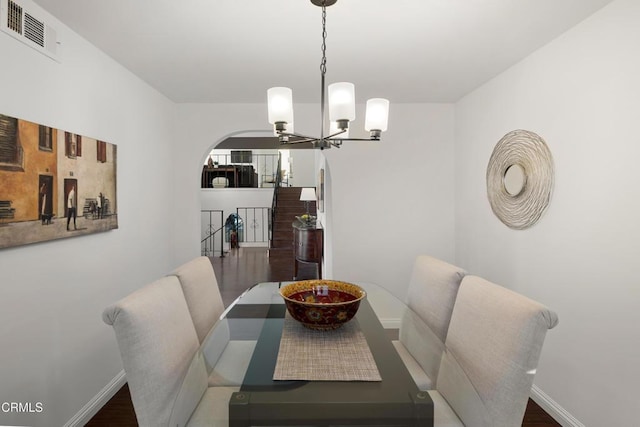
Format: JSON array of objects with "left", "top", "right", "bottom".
[{"left": 199, "top": 131, "right": 317, "bottom": 257}]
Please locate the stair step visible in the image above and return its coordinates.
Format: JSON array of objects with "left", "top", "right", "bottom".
[
  {"left": 276, "top": 189, "right": 302, "bottom": 199},
  {"left": 271, "top": 242, "right": 293, "bottom": 250},
  {"left": 276, "top": 206, "right": 317, "bottom": 217},
  {"left": 273, "top": 230, "right": 293, "bottom": 240},
  {"left": 277, "top": 216, "right": 303, "bottom": 222},
  {"left": 274, "top": 208, "right": 316, "bottom": 217},
  {"left": 276, "top": 209, "right": 306, "bottom": 216},
  {"left": 276, "top": 209, "right": 305, "bottom": 215},
  {"left": 274, "top": 216, "right": 304, "bottom": 222},
  {"left": 269, "top": 247, "right": 294, "bottom": 257},
  {"left": 269, "top": 245, "right": 293, "bottom": 252},
  {"left": 277, "top": 199, "right": 306, "bottom": 205},
  {"left": 273, "top": 220, "right": 295, "bottom": 225}
]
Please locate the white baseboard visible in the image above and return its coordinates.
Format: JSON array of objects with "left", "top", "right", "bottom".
[
  {"left": 239, "top": 242, "right": 268, "bottom": 248},
  {"left": 531, "top": 384, "right": 584, "bottom": 427},
  {"left": 64, "top": 370, "right": 127, "bottom": 427}
]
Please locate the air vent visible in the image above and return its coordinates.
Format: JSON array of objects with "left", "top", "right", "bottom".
[
  {"left": 24, "top": 12, "right": 44, "bottom": 47},
  {"left": 1, "top": 0, "right": 58, "bottom": 61},
  {"left": 6, "top": 0, "right": 21, "bottom": 33}
]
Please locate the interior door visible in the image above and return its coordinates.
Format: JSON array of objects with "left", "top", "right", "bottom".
[{"left": 38, "top": 175, "right": 54, "bottom": 218}]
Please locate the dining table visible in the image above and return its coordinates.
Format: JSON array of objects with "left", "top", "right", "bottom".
[{"left": 170, "top": 281, "right": 481, "bottom": 426}]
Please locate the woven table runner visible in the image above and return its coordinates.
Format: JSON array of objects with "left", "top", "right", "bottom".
[{"left": 273, "top": 313, "right": 382, "bottom": 381}]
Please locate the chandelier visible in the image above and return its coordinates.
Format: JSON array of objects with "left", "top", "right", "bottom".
[{"left": 267, "top": 0, "right": 390, "bottom": 150}]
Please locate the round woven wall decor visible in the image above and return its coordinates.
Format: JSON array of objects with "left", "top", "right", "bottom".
[{"left": 486, "top": 129, "right": 554, "bottom": 230}]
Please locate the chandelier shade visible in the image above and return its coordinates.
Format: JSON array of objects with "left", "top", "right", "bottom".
[
  {"left": 267, "top": 87, "right": 294, "bottom": 125},
  {"left": 328, "top": 82, "right": 356, "bottom": 124},
  {"left": 266, "top": 0, "right": 389, "bottom": 149},
  {"left": 365, "top": 98, "right": 390, "bottom": 132}
]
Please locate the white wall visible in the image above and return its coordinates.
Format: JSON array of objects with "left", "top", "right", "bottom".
[
  {"left": 0, "top": 2, "right": 176, "bottom": 426},
  {"left": 454, "top": 0, "right": 640, "bottom": 425},
  {"left": 326, "top": 103, "right": 456, "bottom": 299},
  {"left": 288, "top": 149, "right": 316, "bottom": 187}
]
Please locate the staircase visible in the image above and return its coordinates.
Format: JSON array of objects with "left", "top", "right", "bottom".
[{"left": 269, "top": 187, "right": 317, "bottom": 279}]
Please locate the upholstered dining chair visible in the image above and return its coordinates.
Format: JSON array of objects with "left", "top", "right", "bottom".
[
  {"left": 102, "top": 276, "right": 236, "bottom": 426},
  {"left": 170, "top": 256, "right": 255, "bottom": 387},
  {"left": 211, "top": 177, "right": 228, "bottom": 188},
  {"left": 393, "top": 255, "right": 467, "bottom": 390},
  {"left": 428, "top": 275, "right": 559, "bottom": 427},
  {"left": 169, "top": 256, "right": 225, "bottom": 344}
]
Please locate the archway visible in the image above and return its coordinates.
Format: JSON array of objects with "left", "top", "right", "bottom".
[{"left": 199, "top": 130, "right": 316, "bottom": 257}]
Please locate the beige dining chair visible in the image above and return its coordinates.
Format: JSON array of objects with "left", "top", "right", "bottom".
[
  {"left": 169, "top": 256, "right": 226, "bottom": 344},
  {"left": 103, "top": 276, "right": 236, "bottom": 426},
  {"left": 211, "top": 177, "right": 228, "bottom": 188},
  {"left": 428, "top": 275, "right": 559, "bottom": 427},
  {"left": 393, "top": 255, "right": 466, "bottom": 390},
  {"left": 170, "top": 256, "right": 256, "bottom": 387}
]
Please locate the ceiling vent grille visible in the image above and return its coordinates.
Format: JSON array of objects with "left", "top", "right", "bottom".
[{"left": 1, "top": 0, "right": 58, "bottom": 61}]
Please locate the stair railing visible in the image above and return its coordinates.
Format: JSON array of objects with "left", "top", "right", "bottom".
[
  {"left": 269, "top": 153, "right": 283, "bottom": 245},
  {"left": 201, "top": 226, "right": 225, "bottom": 258},
  {"left": 201, "top": 209, "right": 225, "bottom": 257}
]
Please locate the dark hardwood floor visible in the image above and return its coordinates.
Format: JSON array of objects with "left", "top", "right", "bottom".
[{"left": 87, "top": 248, "right": 560, "bottom": 426}]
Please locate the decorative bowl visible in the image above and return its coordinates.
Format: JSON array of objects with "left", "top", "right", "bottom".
[{"left": 279, "top": 280, "right": 366, "bottom": 330}]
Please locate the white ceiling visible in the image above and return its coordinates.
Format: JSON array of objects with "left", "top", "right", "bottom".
[{"left": 32, "top": 0, "right": 614, "bottom": 103}]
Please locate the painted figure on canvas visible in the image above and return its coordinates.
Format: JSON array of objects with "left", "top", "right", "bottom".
[{"left": 66, "top": 185, "right": 77, "bottom": 231}]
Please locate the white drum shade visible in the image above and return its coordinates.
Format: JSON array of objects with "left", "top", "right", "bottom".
[
  {"left": 268, "top": 87, "right": 294, "bottom": 124},
  {"left": 365, "top": 98, "right": 390, "bottom": 132},
  {"left": 328, "top": 82, "right": 356, "bottom": 122}
]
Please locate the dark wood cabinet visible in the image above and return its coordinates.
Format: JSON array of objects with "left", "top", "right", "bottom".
[{"left": 293, "top": 220, "right": 323, "bottom": 280}]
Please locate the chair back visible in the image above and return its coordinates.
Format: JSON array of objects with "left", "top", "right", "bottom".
[
  {"left": 170, "top": 256, "right": 225, "bottom": 343},
  {"left": 400, "top": 256, "right": 466, "bottom": 387},
  {"left": 437, "top": 275, "right": 559, "bottom": 427},
  {"left": 102, "top": 276, "right": 205, "bottom": 427},
  {"left": 406, "top": 255, "right": 467, "bottom": 342},
  {"left": 211, "top": 177, "right": 228, "bottom": 188}
]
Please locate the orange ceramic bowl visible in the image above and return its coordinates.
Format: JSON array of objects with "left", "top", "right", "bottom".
[{"left": 279, "top": 280, "right": 366, "bottom": 330}]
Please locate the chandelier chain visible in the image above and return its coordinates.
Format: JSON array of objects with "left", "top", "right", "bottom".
[{"left": 320, "top": 3, "right": 327, "bottom": 76}]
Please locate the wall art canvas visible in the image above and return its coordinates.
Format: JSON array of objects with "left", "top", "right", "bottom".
[{"left": 0, "top": 113, "right": 118, "bottom": 249}]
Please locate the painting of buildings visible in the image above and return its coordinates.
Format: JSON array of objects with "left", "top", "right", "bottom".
[{"left": 0, "top": 113, "right": 117, "bottom": 249}]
